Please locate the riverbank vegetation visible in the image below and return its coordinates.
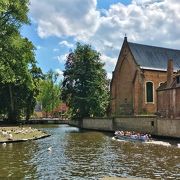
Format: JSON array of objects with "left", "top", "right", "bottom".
[{"left": 62, "top": 43, "right": 109, "bottom": 120}]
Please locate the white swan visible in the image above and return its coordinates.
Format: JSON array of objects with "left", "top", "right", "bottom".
[{"left": 48, "top": 147, "right": 52, "bottom": 151}]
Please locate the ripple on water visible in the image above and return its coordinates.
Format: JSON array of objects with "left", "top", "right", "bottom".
[{"left": 0, "top": 125, "right": 179, "bottom": 179}]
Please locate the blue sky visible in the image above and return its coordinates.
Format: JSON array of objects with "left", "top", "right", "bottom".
[
  {"left": 97, "top": 0, "right": 132, "bottom": 9},
  {"left": 21, "top": 0, "right": 180, "bottom": 79}
]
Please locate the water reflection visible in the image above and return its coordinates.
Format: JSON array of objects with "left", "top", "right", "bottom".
[
  {"left": 64, "top": 131, "right": 106, "bottom": 179},
  {"left": 0, "top": 124, "right": 179, "bottom": 179}
]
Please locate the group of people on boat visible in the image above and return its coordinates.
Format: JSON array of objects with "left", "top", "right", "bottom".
[{"left": 114, "top": 130, "right": 151, "bottom": 141}]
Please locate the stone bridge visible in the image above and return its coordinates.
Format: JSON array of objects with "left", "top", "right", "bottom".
[{"left": 28, "top": 118, "right": 70, "bottom": 124}]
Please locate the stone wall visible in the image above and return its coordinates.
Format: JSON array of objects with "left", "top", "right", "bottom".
[
  {"left": 114, "top": 116, "right": 157, "bottom": 134},
  {"left": 69, "top": 120, "right": 81, "bottom": 127},
  {"left": 80, "top": 117, "right": 180, "bottom": 138},
  {"left": 83, "top": 118, "right": 113, "bottom": 131},
  {"left": 156, "top": 119, "right": 180, "bottom": 137}
]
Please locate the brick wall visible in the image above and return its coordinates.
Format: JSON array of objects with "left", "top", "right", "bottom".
[
  {"left": 142, "top": 70, "right": 167, "bottom": 113},
  {"left": 157, "top": 87, "right": 180, "bottom": 118},
  {"left": 111, "top": 43, "right": 137, "bottom": 115},
  {"left": 175, "top": 88, "right": 180, "bottom": 118}
]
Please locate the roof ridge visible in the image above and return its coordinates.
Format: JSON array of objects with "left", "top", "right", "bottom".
[{"left": 128, "top": 41, "right": 180, "bottom": 52}]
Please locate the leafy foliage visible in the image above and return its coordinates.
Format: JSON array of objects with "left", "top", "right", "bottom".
[
  {"left": 62, "top": 43, "right": 109, "bottom": 119},
  {"left": 0, "top": 0, "right": 42, "bottom": 122},
  {"left": 38, "top": 71, "right": 61, "bottom": 117}
]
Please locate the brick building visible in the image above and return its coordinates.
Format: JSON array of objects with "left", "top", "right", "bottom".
[
  {"left": 110, "top": 37, "right": 180, "bottom": 115},
  {"left": 157, "top": 60, "right": 180, "bottom": 119}
]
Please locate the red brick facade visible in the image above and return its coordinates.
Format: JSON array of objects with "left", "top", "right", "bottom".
[
  {"left": 110, "top": 39, "right": 168, "bottom": 115},
  {"left": 157, "top": 61, "right": 180, "bottom": 119},
  {"left": 157, "top": 85, "right": 180, "bottom": 119}
]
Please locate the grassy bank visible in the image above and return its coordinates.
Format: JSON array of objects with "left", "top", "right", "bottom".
[{"left": 0, "top": 126, "right": 50, "bottom": 143}]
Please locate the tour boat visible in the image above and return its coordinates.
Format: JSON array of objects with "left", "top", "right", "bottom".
[{"left": 114, "top": 131, "right": 150, "bottom": 142}]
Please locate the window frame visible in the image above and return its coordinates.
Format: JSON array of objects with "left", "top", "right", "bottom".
[
  {"left": 176, "top": 76, "right": 180, "bottom": 84},
  {"left": 145, "top": 81, "right": 154, "bottom": 104}
]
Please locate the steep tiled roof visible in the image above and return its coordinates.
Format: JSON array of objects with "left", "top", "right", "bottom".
[{"left": 128, "top": 42, "right": 180, "bottom": 71}]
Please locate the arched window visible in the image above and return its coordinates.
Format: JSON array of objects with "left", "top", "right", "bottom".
[
  {"left": 176, "top": 76, "right": 180, "bottom": 84},
  {"left": 146, "top": 82, "right": 153, "bottom": 103}
]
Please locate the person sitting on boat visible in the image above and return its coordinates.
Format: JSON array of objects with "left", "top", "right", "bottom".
[
  {"left": 115, "top": 130, "right": 124, "bottom": 136},
  {"left": 130, "top": 134, "right": 138, "bottom": 139},
  {"left": 125, "top": 131, "right": 132, "bottom": 136},
  {"left": 140, "top": 134, "right": 149, "bottom": 141},
  {"left": 119, "top": 131, "right": 124, "bottom": 136}
]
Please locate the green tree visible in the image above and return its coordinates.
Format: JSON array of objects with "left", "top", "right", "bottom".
[
  {"left": 62, "top": 43, "right": 109, "bottom": 120},
  {"left": 0, "top": 0, "right": 30, "bottom": 86},
  {"left": 38, "top": 71, "right": 61, "bottom": 117},
  {"left": 0, "top": 0, "right": 42, "bottom": 122},
  {"left": 0, "top": 35, "right": 42, "bottom": 122}
]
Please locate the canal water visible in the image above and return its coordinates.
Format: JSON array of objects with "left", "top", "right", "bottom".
[{"left": 0, "top": 124, "right": 179, "bottom": 179}]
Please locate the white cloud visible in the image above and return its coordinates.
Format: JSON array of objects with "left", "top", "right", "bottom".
[
  {"left": 59, "top": 41, "right": 74, "bottom": 48},
  {"left": 101, "top": 54, "right": 116, "bottom": 73},
  {"left": 55, "top": 68, "right": 64, "bottom": 80},
  {"left": 55, "top": 53, "right": 68, "bottom": 64},
  {"left": 107, "top": 72, "right": 112, "bottom": 80},
  {"left": 98, "top": 0, "right": 180, "bottom": 49},
  {"left": 55, "top": 68, "right": 63, "bottom": 75},
  {"left": 30, "top": 0, "right": 100, "bottom": 39}
]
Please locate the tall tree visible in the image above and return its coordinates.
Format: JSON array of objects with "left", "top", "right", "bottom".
[
  {"left": 0, "top": 0, "right": 42, "bottom": 122},
  {"left": 62, "top": 43, "right": 109, "bottom": 120}
]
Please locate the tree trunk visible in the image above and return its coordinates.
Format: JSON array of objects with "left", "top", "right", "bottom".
[
  {"left": 9, "top": 84, "right": 14, "bottom": 113},
  {"left": 26, "top": 106, "right": 31, "bottom": 121},
  {"left": 8, "top": 84, "right": 17, "bottom": 123},
  {"left": 26, "top": 95, "right": 33, "bottom": 121}
]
